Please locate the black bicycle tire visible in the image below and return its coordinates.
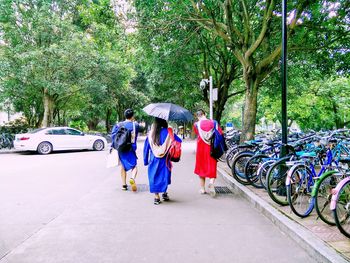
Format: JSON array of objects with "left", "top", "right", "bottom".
[
  {"left": 266, "top": 157, "right": 290, "bottom": 206},
  {"left": 231, "top": 151, "right": 254, "bottom": 185},
  {"left": 287, "top": 164, "right": 314, "bottom": 218},
  {"left": 259, "top": 159, "right": 276, "bottom": 190},
  {"left": 225, "top": 147, "right": 238, "bottom": 168},
  {"left": 314, "top": 173, "right": 338, "bottom": 225},
  {"left": 333, "top": 180, "right": 350, "bottom": 238},
  {"left": 245, "top": 154, "right": 268, "bottom": 188}
]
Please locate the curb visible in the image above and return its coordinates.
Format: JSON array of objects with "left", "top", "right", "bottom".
[
  {"left": 217, "top": 167, "right": 348, "bottom": 263},
  {"left": 0, "top": 149, "right": 18, "bottom": 154}
]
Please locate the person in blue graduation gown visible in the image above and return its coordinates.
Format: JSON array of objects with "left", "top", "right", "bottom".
[
  {"left": 111, "top": 109, "right": 139, "bottom": 191},
  {"left": 144, "top": 117, "right": 182, "bottom": 205}
]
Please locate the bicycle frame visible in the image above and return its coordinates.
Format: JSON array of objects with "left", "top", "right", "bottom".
[{"left": 330, "top": 176, "right": 350, "bottom": 210}]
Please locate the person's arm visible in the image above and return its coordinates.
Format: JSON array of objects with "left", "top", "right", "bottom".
[
  {"left": 193, "top": 122, "right": 199, "bottom": 136},
  {"left": 131, "top": 122, "right": 138, "bottom": 151},
  {"left": 143, "top": 137, "right": 150, "bottom": 166},
  {"left": 135, "top": 122, "right": 139, "bottom": 138}
]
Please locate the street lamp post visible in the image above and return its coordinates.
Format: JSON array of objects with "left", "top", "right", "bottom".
[
  {"left": 200, "top": 76, "right": 213, "bottom": 120},
  {"left": 281, "top": 0, "right": 288, "bottom": 156}
]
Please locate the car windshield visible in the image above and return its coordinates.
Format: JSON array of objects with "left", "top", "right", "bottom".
[{"left": 28, "top": 128, "right": 46, "bottom": 134}]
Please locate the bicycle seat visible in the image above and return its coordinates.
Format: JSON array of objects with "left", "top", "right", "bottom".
[
  {"left": 301, "top": 152, "right": 317, "bottom": 158},
  {"left": 296, "top": 151, "right": 316, "bottom": 158}
]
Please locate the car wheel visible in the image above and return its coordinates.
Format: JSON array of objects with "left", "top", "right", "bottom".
[
  {"left": 93, "top": 140, "right": 104, "bottom": 151},
  {"left": 37, "top": 141, "right": 53, "bottom": 154}
]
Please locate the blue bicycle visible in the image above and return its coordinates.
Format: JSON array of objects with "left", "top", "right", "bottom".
[{"left": 286, "top": 138, "right": 350, "bottom": 218}]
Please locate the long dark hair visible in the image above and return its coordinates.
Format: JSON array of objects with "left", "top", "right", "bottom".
[{"left": 151, "top": 117, "right": 168, "bottom": 145}]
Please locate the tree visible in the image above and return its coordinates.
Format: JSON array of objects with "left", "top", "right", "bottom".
[
  {"left": 258, "top": 48, "right": 350, "bottom": 131},
  {"left": 0, "top": 0, "right": 139, "bottom": 130},
  {"left": 79, "top": 0, "right": 148, "bottom": 131},
  {"left": 134, "top": 0, "right": 245, "bottom": 124},
  {"left": 0, "top": 0, "right": 99, "bottom": 127},
  {"left": 189, "top": 0, "right": 350, "bottom": 140}
]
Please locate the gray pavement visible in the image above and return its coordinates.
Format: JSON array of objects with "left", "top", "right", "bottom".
[{"left": 0, "top": 141, "right": 316, "bottom": 263}]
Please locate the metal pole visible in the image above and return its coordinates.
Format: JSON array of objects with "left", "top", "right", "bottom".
[
  {"left": 281, "top": 0, "right": 288, "bottom": 156},
  {"left": 209, "top": 76, "right": 213, "bottom": 120},
  {"left": 183, "top": 122, "right": 185, "bottom": 139}
]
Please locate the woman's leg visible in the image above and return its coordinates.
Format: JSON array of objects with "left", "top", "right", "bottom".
[
  {"left": 154, "top": 193, "right": 161, "bottom": 205},
  {"left": 120, "top": 165, "right": 127, "bottom": 190},
  {"left": 199, "top": 176, "right": 206, "bottom": 194},
  {"left": 208, "top": 178, "right": 216, "bottom": 197},
  {"left": 162, "top": 186, "right": 170, "bottom": 201},
  {"left": 129, "top": 166, "right": 138, "bottom": 192},
  {"left": 131, "top": 166, "right": 138, "bottom": 179}
]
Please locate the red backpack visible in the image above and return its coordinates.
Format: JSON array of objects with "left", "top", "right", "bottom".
[{"left": 167, "top": 128, "right": 181, "bottom": 165}]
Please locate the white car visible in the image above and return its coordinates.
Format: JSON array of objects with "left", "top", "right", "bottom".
[{"left": 14, "top": 127, "right": 107, "bottom": 154}]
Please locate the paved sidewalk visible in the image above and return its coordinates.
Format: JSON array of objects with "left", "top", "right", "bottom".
[
  {"left": 0, "top": 140, "right": 315, "bottom": 263},
  {"left": 218, "top": 163, "right": 350, "bottom": 263}
]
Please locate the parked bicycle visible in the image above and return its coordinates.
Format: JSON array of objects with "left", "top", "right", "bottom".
[
  {"left": 0, "top": 133, "right": 14, "bottom": 149},
  {"left": 331, "top": 173, "right": 350, "bottom": 238}
]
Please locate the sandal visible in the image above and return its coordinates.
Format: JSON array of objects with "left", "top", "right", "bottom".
[
  {"left": 162, "top": 193, "right": 170, "bottom": 201},
  {"left": 122, "top": 184, "right": 128, "bottom": 191},
  {"left": 199, "top": 189, "right": 207, "bottom": 195},
  {"left": 208, "top": 183, "right": 216, "bottom": 197},
  {"left": 129, "top": 178, "right": 137, "bottom": 192},
  {"left": 154, "top": 198, "right": 161, "bottom": 205}
]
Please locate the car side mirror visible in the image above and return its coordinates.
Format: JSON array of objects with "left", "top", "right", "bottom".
[{"left": 80, "top": 132, "right": 85, "bottom": 136}]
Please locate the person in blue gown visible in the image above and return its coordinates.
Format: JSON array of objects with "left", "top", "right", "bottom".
[
  {"left": 144, "top": 117, "right": 182, "bottom": 205},
  {"left": 111, "top": 109, "right": 139, "bottom": 191}
]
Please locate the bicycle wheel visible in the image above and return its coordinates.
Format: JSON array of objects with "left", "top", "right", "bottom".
[
  {"left": 226, "top": 146, "right": 238, "bottom": 168},
  {"left": 315, "top": 171, "right": 339, "bottom": 225},
  {"left": 333, "top": 180, "right": 350, "bottom": 238},
  {"left": 259, "top": 159, "right": 276, "bottom": 190},
  {"left": 266, "top": 157, "right": 290, "bottom": 206},
  {"left": 245, "top": 154, "right": 268, "bottom": 188},
  {"left": 231, "top": 151, "right": 254, "bottom": 185},
  {"left": 0, "top": 136, "right": 5, "bottom": 149},
  {"left": 286, "top": 164, "right": 314, "bottom": 217}
]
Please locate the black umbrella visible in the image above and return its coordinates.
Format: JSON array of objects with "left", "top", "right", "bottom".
[{"left": 143, "top": 103, "right": 193, "bottom": 122}]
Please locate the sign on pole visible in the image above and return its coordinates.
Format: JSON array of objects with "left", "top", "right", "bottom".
[{"left": 213, "top": 88, "right": 218, "bottom": 101}]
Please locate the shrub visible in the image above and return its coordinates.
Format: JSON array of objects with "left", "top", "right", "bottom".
[{"left": 0, "top": 116, "right": 29, "bottom": 134}]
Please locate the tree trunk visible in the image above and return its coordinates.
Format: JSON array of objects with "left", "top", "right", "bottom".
[
  {"left": 241, "top": 77, "right": 259, "bottom": 142},
  {"left": 41, "top": 89, "right": 55, "bottom": 127},
  {"left": 214, "top": 82, "right": 229, "bottom": 124},
  {"left": 214, "top": 95, "right": 226, "bottom": 125},
  {"left": 118, "top": 111, "right": 124, "bottom": 122},
  {"left": 332, "top": 102, "right": 342, "bottom": 129},
  {"left": 87, "top": 119, "right": 99, "bottom": 131}
]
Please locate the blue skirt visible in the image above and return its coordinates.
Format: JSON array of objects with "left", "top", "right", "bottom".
[{"left": 119, "top": 150, "right": 137, "bottom": 171}]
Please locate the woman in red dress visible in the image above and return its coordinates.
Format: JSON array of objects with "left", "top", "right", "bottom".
[{"left": 193, "top": 109, "right": 223, "bottom": 197}]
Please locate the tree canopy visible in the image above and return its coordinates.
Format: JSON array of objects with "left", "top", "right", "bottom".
[{"left": 0, "top": 0, "right": 349, "bottom": 136}]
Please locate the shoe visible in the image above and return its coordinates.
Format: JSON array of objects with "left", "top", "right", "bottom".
[
  {"left": 154, "top": 198, "right": 161, "bottom": 205},
  {"left": 122, "top": 184, "right": 128, "bottom": 191},
  {"left": 208, "top": 183, "right": 216, "bottom": 197},
  {"left": 129, "top": 178, "right": 137, "bottom": 192},
  {"left": 199, "top": 189, "right": 207, "bottom": 194},
  {"left": 162, "top": 193, "right": 170, "bottom": 201}
]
